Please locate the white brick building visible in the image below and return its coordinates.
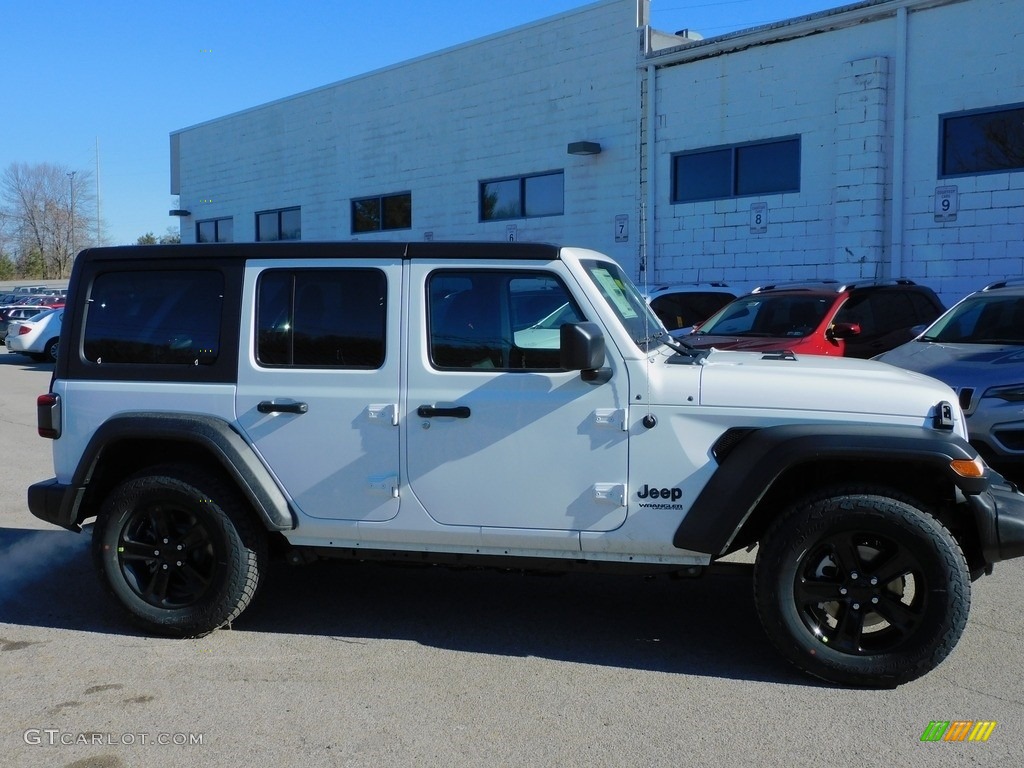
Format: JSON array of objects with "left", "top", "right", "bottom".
[{"left": 172, "top": 0, "right": 1024, "bottom": 303}]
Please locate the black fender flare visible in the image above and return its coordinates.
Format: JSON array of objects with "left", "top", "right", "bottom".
[
  {"left": 673, "top": 423, "right": 985, "bottom": 556},
  {"left": 68, "top": 412, "right": 295, "bottom": 532}
]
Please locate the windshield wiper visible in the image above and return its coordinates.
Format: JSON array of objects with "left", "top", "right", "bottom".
[{"left": 637, "top": 330, "right": 701, "bottom": 357}]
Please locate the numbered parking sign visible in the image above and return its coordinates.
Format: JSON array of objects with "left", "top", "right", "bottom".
[
  {"left": 506, "top": 224, "right": 517, "bottom": 242},
  {"left": 935, "top": 186, "right": 958, "bottom": 222},
  {"left": 750, "top": 203, "right": 768, "bottom": 234},
  {"left": 614, "top": 214, "right": 629, "bottom": 243}
]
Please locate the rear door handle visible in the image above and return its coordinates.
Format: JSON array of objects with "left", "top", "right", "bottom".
[
  {"left": 258, "top": 401, "right": 309, "bottom": 414},
  {"left": 417, "top": 405, "right": 471, "bottom": 419}
]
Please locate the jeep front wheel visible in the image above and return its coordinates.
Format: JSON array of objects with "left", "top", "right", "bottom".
[
  {"left": 93, "top": 464, "right": 266, "bottom": 637},
  {"left": 754, "top": 486, "right": 970, "bottom": 687}
]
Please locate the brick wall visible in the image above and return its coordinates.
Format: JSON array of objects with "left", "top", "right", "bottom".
[
  {"left": 652, "top": 0, "right": 1023, "bottom": 303},
  {"left": 174, "top": 0, "right": 1023, "bottom": 305},
  {"left": 175, "top": 0, "right": 642, "bottom": 266}
]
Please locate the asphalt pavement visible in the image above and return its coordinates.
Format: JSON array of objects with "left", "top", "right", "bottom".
[{"left": 1, "top": 351, "right": 1021, "bottom": 768}]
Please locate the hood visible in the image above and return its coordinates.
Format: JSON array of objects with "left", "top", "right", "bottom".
[
  {"left": 875, "top": 340, "right": 1024, "bottom": 391},
  {"left": 653, "top": 347, "right": 962, "bottom": 433}
]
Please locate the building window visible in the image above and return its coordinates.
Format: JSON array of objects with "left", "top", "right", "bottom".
[
  {"left": 351, "top": 192, "right": 412, "bottom": 233},
  {"left": 196, "top": 217, "right": 233, "bottom": 243},
  {"left": 480, "top": 171, "right": 564, "bottom": 221},
  {"left": 256, "top": 207, "right": 301, "bottom": 241},
  {"left": 671, "top": 137, "right": 800, "bottom": 203},
  {"left": 256, "top": 268, "right": 386, "bottom": 368},
  {"left": 940, "top": 104, "right": 1024, "bottom": 177}
]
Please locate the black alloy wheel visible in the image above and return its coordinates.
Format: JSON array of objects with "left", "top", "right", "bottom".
[
  {"left": 754, "top": 485, "right": 970, "bottom": 687},
  {"left": 94, "top": 464, "right": 266, "bottom": 637}
]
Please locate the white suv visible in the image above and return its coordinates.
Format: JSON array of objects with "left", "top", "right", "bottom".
[{"left": 28, "top": 242, "right": 1024, "bottom": 687}]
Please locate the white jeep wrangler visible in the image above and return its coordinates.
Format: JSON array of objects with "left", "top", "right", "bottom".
[{"left": 29, "top": 242, "right": 1024, "bottom": 686}]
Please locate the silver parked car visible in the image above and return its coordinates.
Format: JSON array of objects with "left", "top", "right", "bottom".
[
  {"left": 0, "top": 306, "right": 46, "bottom": 343},
  {"left": 876, "top": 279, "right": 1024, "bottom": 481},
  {"left": 642, "top": 282, "right": 737, "bottom": 333}
]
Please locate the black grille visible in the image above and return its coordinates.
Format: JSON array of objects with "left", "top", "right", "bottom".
[
  {"left": 957, "top": 387, "right": 975, "bottom": 411},
  {"left": 994, "top": 429, "right": 1024, "bottom": 451}
]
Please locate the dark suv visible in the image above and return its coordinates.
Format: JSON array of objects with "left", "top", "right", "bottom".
[{"left": 686, "top": 279, "right": 944, "bottom": 358}]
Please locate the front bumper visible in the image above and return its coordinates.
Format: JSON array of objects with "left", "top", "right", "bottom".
[{"left": 968, "top": 471, "right": 1024, "bottom": 565}]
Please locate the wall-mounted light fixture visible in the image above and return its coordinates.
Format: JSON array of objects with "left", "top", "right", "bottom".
[
  {"left": 567, "top": 141, "right": 602, "bottom": 156},
  {"left": 169, "top": 209, "right": 191, "bottom": 217}
]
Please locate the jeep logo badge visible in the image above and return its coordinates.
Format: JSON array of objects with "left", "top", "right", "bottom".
[{"left": 636, "top": 484, "right": 682, "bottom": 502}]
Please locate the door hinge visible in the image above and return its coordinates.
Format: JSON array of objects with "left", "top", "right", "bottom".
[
  {"left": 593, "top": 483, "right": 626, "bottom": 506},
  {"left": 368, "top": 473, "right": 399, "bottom": 498},
  {"left": 367, "top": 403, "right": 398, "bottom": 426},
  {"left": 594, "top": 408, "right": 627, "bottom": 431}
]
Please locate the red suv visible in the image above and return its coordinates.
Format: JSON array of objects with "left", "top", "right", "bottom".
[{"left": 685, "top": 279, "right": 945, "bottom": 358}]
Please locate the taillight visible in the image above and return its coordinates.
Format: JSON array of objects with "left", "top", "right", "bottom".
[
  {"left": 19, "top": 325, "right": 32, "bottom": 335},
  {"left": 37, "top": 393, "right": 61, "bottom": 439}
]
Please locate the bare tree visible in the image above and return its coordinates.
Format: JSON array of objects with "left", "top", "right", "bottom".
[{"left": 1, "top": 161, "right": 97, "bottom": 278}]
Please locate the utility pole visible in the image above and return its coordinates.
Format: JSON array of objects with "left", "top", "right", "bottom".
[
  {"left": 68, "top": 171, "right": 76, "bottom": 267},
  {"left": 95, "top": 137, "right": 102, "bottom": 245}
]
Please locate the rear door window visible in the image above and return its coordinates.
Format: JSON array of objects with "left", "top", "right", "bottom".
[{"left": 255, "top": 269, "right": 387, "bottom": 368}]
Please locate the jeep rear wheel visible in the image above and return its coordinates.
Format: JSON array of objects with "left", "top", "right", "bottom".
[
  {"left": 754, "top": 486, "right": 970, "bottom": 687},
  {"left": 93, "top": 464, "right": 266, "bottom": 637}
]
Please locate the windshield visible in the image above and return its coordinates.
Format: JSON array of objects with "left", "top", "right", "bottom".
[
  {"left": 697, "top": 293, "right": 832, "bottom": 338},
  {"left": 579, "top": 259, "right": 666, "bottom": 350},
  {"left": 921, "top": 294, "right": 1024, "bottom": 344}
]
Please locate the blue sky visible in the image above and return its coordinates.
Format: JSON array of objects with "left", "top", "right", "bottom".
[{"left": 1, "top": 0, "right": 838, "bottom": 245}]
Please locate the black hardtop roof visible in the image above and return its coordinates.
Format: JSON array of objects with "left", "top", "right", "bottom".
[{"left": 76, "top": 241, "right": 565, "bottom": 263}]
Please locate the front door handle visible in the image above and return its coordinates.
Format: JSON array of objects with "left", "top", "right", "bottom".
[
  {"left": 258, "top": 401, "right": 309, "bottom": 415},
  {"left": 417, "top": 405, "right": 471, "bottom": 419}
]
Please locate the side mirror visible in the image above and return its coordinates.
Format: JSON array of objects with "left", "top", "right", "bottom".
[
  {"left": 828, "top": 321, "right": 861, "bottom": 340},
  {"left": 560, "top": 322, "right": 605, "bottom": 371}
]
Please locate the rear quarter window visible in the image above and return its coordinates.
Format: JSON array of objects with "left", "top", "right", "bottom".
[{"left": 83, "top": 270, "right": 224, "bottom": 365}]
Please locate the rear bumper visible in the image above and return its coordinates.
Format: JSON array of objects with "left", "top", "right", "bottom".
[
  {"left": 27, "top": 478, "right": 84, "bottom": 533},
  {"left": 968, "top": 472, "right": 1024, "bottom": 565}
]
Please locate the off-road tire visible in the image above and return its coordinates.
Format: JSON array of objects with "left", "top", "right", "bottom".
[
  {"left": 93, "top": 463, "right": 266, "bottom": 637},
  {"left": 754, "top": 485, "right": 970, "bottom": 687}
]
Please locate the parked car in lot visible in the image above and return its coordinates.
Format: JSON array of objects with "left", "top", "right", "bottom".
[
  {"left": 12, "top": 284, "right": 47, "bottom": 294},
  {"left": 643, "top": 282, "right": 737, "bottom": 333},
  {"left": 685, "top": 279, "right": 945, "bottom": 358},
  {"left": 5, "top": 308, "right": 62, "bottom": 361},
  {"left": 0, "top": 306, "right": 46, "bottom": 343},
  {"left": 13, "top": 294, "right": 64, "bottom": 308},
  {"left": 875, "top": 279, "right": 1024, "bottom": 481}
]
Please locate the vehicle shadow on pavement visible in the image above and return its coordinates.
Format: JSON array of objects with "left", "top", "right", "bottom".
[
  {"left": 0, "top": 526, "right": 123, "bottom": 635},
  {"left": 0, "top": 526, "right": 811, "bottom": 685},
  {"left": 0, "top": 354, "right": 53, "bottom": 371},
  {"left": 242, "top": 557, "right": 812, "bottom": 686}
]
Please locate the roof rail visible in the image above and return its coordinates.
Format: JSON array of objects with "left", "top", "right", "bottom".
[
  {"left": 751, "top": 278, "right": 917, "bottom": 294},
  {"left": 649, "top": 280, "right": 731, "bottom": 291},
  {"left": 836, "top": 278, "right": 917, "bottom": 292},
  {"left": 751, "top": 280, "right": 839, "bottom": 294},
  {"left": 982, "top": 278, "right": 1024, "bottom": 291}
]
